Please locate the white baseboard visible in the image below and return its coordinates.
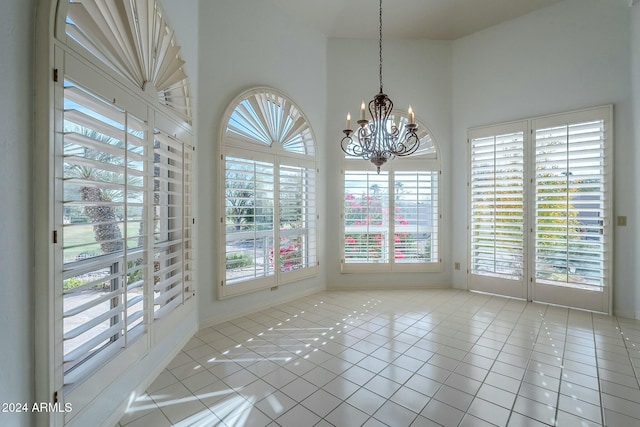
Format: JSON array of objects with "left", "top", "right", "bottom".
[
  {"left": 325, "top": 283, "right": 451, "bottom": 291},
  {"left": 613, "top": 308, "right": 640, "bottom": 320}
]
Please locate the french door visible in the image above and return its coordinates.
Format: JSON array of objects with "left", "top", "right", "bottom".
[
  {"left": 469, "top": 122, "right": 527, "bottom": 299},
  {"left": 468, "top": 106, "right": 612, "bottom": 313}
]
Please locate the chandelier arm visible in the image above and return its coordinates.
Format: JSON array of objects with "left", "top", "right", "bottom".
[
  {"left": 340, "top": 135, "right": 354, "bottom": 156},
  {"left": 356, "top": 126, "right": 372, "bottom": 155},
  {"left": 342, "top": 135, "right": 370, "bottom": 159},
  {"left": 396, "top": 128, "right": 421, "bottom": 156}
]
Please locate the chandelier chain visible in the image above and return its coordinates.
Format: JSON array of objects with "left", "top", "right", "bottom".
[{"left": 379, "top": 0, "right": 383, "bottom": 93}]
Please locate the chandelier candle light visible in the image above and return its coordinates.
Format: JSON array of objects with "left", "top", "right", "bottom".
[{"left": 341, "top": 0, "right": 420, "bottom": 173}]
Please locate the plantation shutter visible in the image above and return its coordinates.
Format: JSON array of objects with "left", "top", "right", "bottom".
[
  {"left": 470, "top": 129, "right": 525, "bottom": 280},
  {"left": 343, "top": 171, "right": 390, "bottom": 264},
  {"left": 153, "top": 130, "right": 194, "bottom": 318},
  {"left": 182, "top": 145, "right": 195, "bottom": 302},
  {"left": 533, "top": 115, "right": 608, "bottom": 290},
  {"left": 279, "top": 164, "right": 317, "bottom": 275},
  {"left": 61, "top": 80, "right": 148, "bottom": 384},
  {"left": 224, "top": 155, "right": 276, "bottom": 286},
  {"left": 226, "top": 91, "right": 314, "bottom": 155},
  {"left": 393, "top": 172, "right": 439, "bottom": 263},
  {"left": 65, "top": 0, "right": 192, "bottom": 122}
]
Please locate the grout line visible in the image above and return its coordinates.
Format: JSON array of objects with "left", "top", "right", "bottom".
[
  {"left": 552, "top": 306, "right": 570, "bottom": 426},
  {"left": 594, "top": 312, "right": 607, "bottom": 427}
]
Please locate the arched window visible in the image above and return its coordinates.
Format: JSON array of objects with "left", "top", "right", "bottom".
[
  {"left": 221, "top": 88, "right": 318, "bottom": 298},
  {"left": 342, "top": 113, "right": 441, "bottom": 272},
  {"left": 44, "top": 0, "right": 194, "bottom": 409}
]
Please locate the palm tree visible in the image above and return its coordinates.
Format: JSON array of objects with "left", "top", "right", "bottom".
[{"left": 64, "top": 126, "right": 142, "bottom": 255}]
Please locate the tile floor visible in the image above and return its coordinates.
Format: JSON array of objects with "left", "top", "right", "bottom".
[{"left": 117, "top": 289, "right": 640, "bottom": 426}]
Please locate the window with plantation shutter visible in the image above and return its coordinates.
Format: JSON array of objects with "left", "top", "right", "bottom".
[
  {"left": 53, "top": 0, "right": 194, "bottom": 392},
  {"left": 62, "top": 80, "right": 148, "bottom": 384},
  {"left": 221, "top": 88, "right": 317, "bottom": 298},
  {"left": 470, "top": 130, "right": 525, "bottom": 280},
  {"left": 342, "top": 113, "right": 441, "bottom": 273}
]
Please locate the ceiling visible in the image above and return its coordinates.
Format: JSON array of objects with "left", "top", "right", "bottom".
[{"left": 271, "top": 0, "right": 564, "bottom": 40}]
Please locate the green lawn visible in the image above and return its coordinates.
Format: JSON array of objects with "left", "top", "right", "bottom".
[{"left": 63, "top": 223, "right": 143, "bottom": 262}]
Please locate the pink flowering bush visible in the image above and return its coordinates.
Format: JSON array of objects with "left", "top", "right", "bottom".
[
  {"left": 344, "top": 192, "right": 416, "bottom": 261},
  {"left": 270, "top": 237, "right": 302, "bottom": 272}
]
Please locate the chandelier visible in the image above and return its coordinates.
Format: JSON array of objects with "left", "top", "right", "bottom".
[{"left": 341, "top": 0, "right": 420, "bottom": 173}]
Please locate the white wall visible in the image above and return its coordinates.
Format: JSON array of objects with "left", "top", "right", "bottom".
[
  {"left": 0, "top": 0, "right": 35, "bottom": 426},
  {"left": 326, "top": 38, "right": 453, "bottom": 289},
  {"left": 451, "top": 0, "right": 635, "bottom": 316},
  {"left": 196, "top": 0, "right": 328, "bottom": 325}
]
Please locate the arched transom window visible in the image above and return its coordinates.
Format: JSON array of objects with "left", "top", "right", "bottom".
[
  {"left": 221, "top": 88, "right": 318, "bottom": 298},
  {"left": 65, "top": 0, "right": 192, "bottom": 122}
]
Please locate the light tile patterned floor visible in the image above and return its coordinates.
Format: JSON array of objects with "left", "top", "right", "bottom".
[{"left": 117, "top": 289, "right": 640, "bottom": 426}]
